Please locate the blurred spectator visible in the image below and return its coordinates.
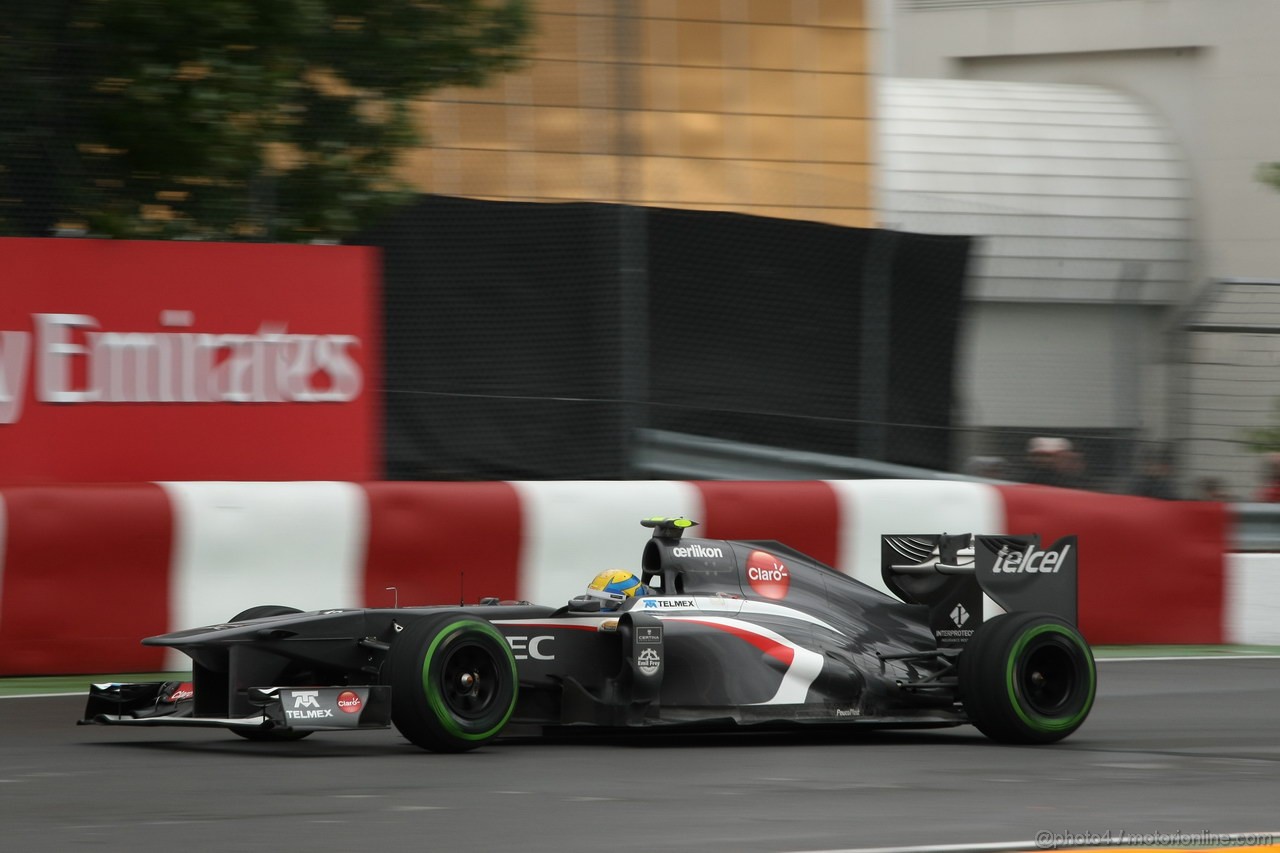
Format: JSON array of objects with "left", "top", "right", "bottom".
[
  {"left": 1256, "top": 452, "right": 1280, "bottom": 502},
  {"left": 965, "top": 455, "right": 1008, "bottom": 480},
  {"left": 1021, "top": 436, "right": 1086, "bottom": 489},
  {"left": 1196, "top": 477, "right": 1232, "bottom": 501},
  {"left": 1131, "top": 447, "right": 1177, "bottom": 499}
]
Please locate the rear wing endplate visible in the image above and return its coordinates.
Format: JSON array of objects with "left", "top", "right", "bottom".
[{"left": 880, "top": 534, "right": 1079, "bottom": 645}]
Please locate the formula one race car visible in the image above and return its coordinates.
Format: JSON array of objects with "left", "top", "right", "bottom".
[{"left": 81, "top": 518, "right": 1095, "bottom": 751}]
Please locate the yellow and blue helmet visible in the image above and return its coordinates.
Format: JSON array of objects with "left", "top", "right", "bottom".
[{"left": 585, "top": 569, "right": 650, "bottom": 610}]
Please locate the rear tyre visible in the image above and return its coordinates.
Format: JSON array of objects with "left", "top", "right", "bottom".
[
  {"left": 959, "top": 611, "right": 1095, "bottom": 744},
  {"left": 384, "top": 614, "right": 518, "bottom": 752},
  {"left": 227, "top": 605, "right": 313, "bottom": 742}
]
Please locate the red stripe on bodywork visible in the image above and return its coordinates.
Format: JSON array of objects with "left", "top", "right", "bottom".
[
  {"left": 672, "top": 617, "right": 795, "bottom": 666},
  {"left": 693, "top": 481, "right": 841, "bottom": 568},
  {"left": 997, "top": 485, "right": 1227, "bottom": 644},
  {"left": 0, "top": 485, "right": 172, "bottom": 675},
  {"left": 361, "top": 482, "right": 523, "bottom": 608}
]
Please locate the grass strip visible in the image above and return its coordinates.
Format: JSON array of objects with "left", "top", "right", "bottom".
[{"left": 0, "top": 672, "right": 189, "bottom": 698}]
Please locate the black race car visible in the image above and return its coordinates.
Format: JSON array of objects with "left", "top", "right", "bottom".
[{"left": 81, "top": 518, "right": 1095, "bottom": 751}]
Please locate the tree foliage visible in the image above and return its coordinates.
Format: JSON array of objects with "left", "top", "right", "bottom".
[
  {"left": 1259, "top": 162, "right": 1280, "bottom": 193},
  {"left": 0, "top": 0, "right": 530, "bottom": 241},
  {"left": 1242, "top": 399, "right": 1280, "bottom": 454}
]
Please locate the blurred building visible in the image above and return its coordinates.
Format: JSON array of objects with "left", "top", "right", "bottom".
[
  {"left": 402, "top": 1, "right": 875, "bottom": 228},
  {"left": 387, "top": 0, "right": 1280, "bottom": 494},
  {"left": 877, "top": 76, "right": 1191, "bottom": 487},
  {"left": 887, "top": 0, "right": 1280, "bottom": 495}
]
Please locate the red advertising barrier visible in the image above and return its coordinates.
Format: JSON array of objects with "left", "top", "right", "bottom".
[
  {"left": 361, "top": 481, "right": 524, "bottom": 608},
  {"left": 0, "top": 238, "right": 380, "bottom": 482},
  {"left": 0, "top": 484, "right": 172, "bottom": 674},
  {"left": 998, "top": 485, "right": 1228, "bottom": 644},
  {"left": 694, "top": 480, "right": 841, "bottom": 568}
]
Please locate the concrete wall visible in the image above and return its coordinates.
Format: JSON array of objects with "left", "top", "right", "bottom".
[
  {"left": 887, "top": 0, "right": 1280, "bottom": 284},
  {"left": 958, "top": 302, "right": 1169, "bottom": 436}
]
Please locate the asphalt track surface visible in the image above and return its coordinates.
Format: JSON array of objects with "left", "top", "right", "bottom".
[{"left": 3, "top": 658, "right": 1278, "bottom": 853}]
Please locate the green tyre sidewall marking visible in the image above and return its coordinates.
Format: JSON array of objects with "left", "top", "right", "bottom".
[
  {"left": 420, "top": 619, "right": 518, "bottom": 742},
  {"left": 1004, "top": 622, "right": 1096, "bottom": 733}
]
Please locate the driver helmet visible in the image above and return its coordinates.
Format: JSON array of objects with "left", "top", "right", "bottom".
[{"left": 585, "top": 569, "right": 651, "bottom": 610}]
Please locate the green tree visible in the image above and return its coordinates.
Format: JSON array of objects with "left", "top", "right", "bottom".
[
  {"left": 1259, "top": 162, "right": 1280, "bottom": 193},
  {"left": 1243, "top": 399, "right": 1280, "bottom": 454},
  {"left": 0, "top": 0, "right": 529, "bottom": 241}
]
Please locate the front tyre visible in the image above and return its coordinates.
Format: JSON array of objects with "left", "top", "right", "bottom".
[
  {"left": 959, "top": 612, "right": 1096, "bottom": 744},
  {"left": 230, "top": 605, "right": 302, "bottom": 622},
  {"left": 384, "top": 615, "right": 517, "bottom": 753}
]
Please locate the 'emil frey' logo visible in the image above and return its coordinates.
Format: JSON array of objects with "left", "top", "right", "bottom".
[{"left": 637, "top": 647, "right": 661, "bottom": 676}]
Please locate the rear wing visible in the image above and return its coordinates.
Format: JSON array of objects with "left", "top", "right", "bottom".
[{"left": 880, "top": 534, "right": 1078, "bottom": 646}]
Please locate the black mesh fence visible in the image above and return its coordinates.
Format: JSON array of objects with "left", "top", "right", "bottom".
[
  {"left": 359, "top": 196, "right": 629, "bottom": 480},
  {"left": 356, "top": 195, "right": 971, "bottom": 480},
  {"left": 1, "top": 6, "right": 974, "bottom": 485}
]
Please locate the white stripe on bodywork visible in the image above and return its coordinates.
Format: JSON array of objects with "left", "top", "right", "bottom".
[
  {"left": 664, "top": 615, "right": 825, "bottom": 705},
  {"left": 491, "top": 617, "right": 616, "bottom": 629},
  {"left": 732, "top": 599, "right": 842, "bottom": 636},
  {"left": 494, "top": 605, "right": 827, "bottom": 705},
  {"left": 495, "top": 596, "right": 842, "bottom": 637},
  {"left": 157, "top": 482, "right": 369, "bottom": 670},
  {"left": 510, "top": 481, "right": 704, "bottom": 608}
]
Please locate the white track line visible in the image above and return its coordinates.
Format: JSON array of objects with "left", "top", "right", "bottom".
[
  {"left": 788, "top": 844, "right": 1043, "bottom": 853},
  {"left": 785, "top": 831, "right": 1280, "bottom": 853},
  {"left": 1096, "top": 655, "right": 1280, "bottom": 663}
]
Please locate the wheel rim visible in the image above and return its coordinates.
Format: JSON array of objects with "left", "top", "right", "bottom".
[
  {"left": 439, "top": 641, "right": 502, "bottom": 722},
  {"left": 1019, "top": 640, "right": 1077, "bottom": 715},
  {"left": 1005, "top": 624, "right": 1095, "bottom": 733},
  {"left": 412, "top": 619, "right": 518, "bottom": 745}
]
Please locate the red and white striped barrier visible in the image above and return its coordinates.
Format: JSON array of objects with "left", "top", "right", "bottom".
[
  {"left": 1226, "top": 553, "right": 1280, "bottom": 646},
  {"left": 0, "top": 480, "right": 1239, "bottom": 676}
]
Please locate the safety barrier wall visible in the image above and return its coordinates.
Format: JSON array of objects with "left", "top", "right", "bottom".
[{"left": 0, "top": 480, "right": 1240, "bottom": 676}]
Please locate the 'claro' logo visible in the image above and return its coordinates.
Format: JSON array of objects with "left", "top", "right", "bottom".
[
  {"left": 746, "top": 550, "right": 790, "bottom": 600},
  {"left": 0, "top": 312, "right": 363, "bottom": 424},
  {"left": 336, "top": 690, "right": 364, "bottom": 715}
]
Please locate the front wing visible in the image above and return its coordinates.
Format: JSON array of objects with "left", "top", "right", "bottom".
[{"left": 80, "top": 682, "right": 391, "bottom": 733}]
